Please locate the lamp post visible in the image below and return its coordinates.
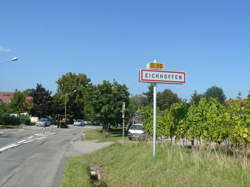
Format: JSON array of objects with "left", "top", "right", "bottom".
[
  {"left": 64, "top": 89, "right": 77, "bottom": 122},
  {"left": 0, "top": 57, "right": 19, "bottom": 64}
]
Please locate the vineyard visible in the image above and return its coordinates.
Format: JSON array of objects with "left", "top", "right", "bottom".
[{"left": 140, "top": 96, "right": 250, "bottom": 167}]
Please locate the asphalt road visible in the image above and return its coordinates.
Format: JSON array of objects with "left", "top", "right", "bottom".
[{"left": 0, "top": 125, "right": 111, "bottom": 187}]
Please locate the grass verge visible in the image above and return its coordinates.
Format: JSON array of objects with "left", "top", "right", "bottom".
[
  {"left": 83, "top": 128, "right": 124, "bottom": 142},
  {"left": 61, "top": 129, "right": 250, "bottom": 187}
]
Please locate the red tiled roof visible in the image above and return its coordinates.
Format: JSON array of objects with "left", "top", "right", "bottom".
[
  {"left": 0, "top": 92, "right": 33, "bottom": 103},
  {"left": 0, "top": 92, "right": 13, "bottom": 103}
]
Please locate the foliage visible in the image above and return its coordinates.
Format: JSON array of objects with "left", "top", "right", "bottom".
[
  {"left": 141, "top": 95, "right": 250, "bottom": 147},
  {"left": 190, "top": 90, "right": 203, "bottom": 105},
  {"left": 91, "top": 80, "right": 129, "bottom": 130},
  {"left": 204, "top": 86, "right": 226, "bottom": 104},
  {"left": 0, "top": 102, "right": 8, "bottom": 113},
  {"left": 30, "top": 84, "right": 52, "bottom": 118},
  {"left": 140, "top": 106, "right": 153, "bottom": 135},
  {"left": 22, "top": 89, "right": 35, "bottom": 96},
  {"left": 8, "top": 91, "right": 26, "bottom": 113},
  {"left": 20, "top": 115, "right": 31, "bottom": 125},
  {"left": 55, "top": 72, "right": 92, "bottom": 120},
  {"left": 61, "top": 143, "right": 250, "bottom": 187},
  {"left": 228, "top": 98, "right": 250, "bottom": 144},
  {"left": 0, "top": 113, "right": 21, "bottom": 126},
  {"left": 142, "top": 84, "right": 154, "bottom": 106},
  {"left": 157, "top": 89, "right": 181, "bottom": 110}
]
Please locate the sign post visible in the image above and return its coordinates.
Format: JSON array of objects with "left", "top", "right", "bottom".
[
  {"left": 122, "top": 102, "right": 125, "bottom": 141},
  {"left": 153, "top": 83, "right": 157, "bottom": 157},
  {"left": 139, "top": 60, "right": 186, "bottom": 157}
]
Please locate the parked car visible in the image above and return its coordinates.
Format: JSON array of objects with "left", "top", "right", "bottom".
[
  {"left": 36, "top": 118, "right": 51, "bottom": 127},
  {"left": 73, "top": 119, "right": 85, "bottom": 126},
  {"left": 128, "top": 123, "right": 145, "bottom": 140}
]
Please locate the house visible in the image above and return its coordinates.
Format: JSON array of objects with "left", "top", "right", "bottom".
[
  {"left": 0, "top": 92, "right": 33, "bottom": 103},
  {"left": 0, "top": 92, "right": 13, "bottom": 103}
]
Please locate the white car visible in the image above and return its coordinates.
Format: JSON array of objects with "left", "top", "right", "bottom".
[
  {"left": 36, "top": 118, "right": 51, "bottom": 127},
  {"left": 128, "top": 123, "right": 145, "bottom": 140},
  {"left": 73, "top": 119, "right": 85, "bottom": 126}
]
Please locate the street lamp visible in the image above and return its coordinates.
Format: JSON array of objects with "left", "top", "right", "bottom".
[
  {"left": 64, "top": 89, "right": 77, "bottom": 122},
  {"left": 0, "top": 57, "right": 19, "bottom": 64}
]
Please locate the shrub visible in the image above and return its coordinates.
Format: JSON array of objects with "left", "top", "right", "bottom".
[
  {"left": 20, "top": 115, "right": 31, "bottom": 125},
  {"left": 0, "top": 113, "right": 21, "bottom": 126}
]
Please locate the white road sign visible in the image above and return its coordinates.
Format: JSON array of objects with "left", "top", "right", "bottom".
[{"left": 139, "top": 69, "right": 186, "bottom": 84}]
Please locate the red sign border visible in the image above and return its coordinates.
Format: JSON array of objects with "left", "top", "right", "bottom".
[{"left": 139, "top": 69, "right": 186, "bottom": 84}]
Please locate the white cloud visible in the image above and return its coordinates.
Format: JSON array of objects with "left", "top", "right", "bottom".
[{"left": 0, "top": 46, "right": 11, "bottom": 53}]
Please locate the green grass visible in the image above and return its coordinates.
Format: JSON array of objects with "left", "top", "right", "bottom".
[
  {"left": 61, "top": 130, "right": 250, "bottom": 187},
  {"left": 83, "top": 128, "right": 124, "bottom": 142}
]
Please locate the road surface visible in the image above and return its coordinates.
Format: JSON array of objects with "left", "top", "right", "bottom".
[{"left": 0, "top": 125, "right": 112, "bottom": 187}]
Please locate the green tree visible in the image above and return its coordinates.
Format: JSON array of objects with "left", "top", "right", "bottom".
[
  {"left": 190, "top": 90, "right": 203, "bottom": 105},
  {"left": 157, "top": 89, "right": 180, "bottom": 110},
  {"left": 8, "top": 91, "right": 26, "bottom": 113},
  {"left": 23, "top": 89, "right": 35, "bottom": 97},
  {"left": 30, "top": 84, "right": 52, "bottom": 118},
  {"left": 204, "top": 86, "right": 226, "bottom": 104},
  {"left": 91, "top": 80, "right": 129, "bottom": 130},
  {"left": 0, "top": 102, "right": 8, "bottom": 113},
  {"left": 140, "top": 106, "right": 153, "bottom": 135},
  {"left": 201, "top": 98, "right": 230, "bottom": 144},
  {"left": 227, "top": 96, "right": 250, "bottom": 167},
  {"left": 55, "top": 72, "right": 92, "bottom": 120},
  {"left": 127, "top": 95, "right": 147, "bottom": 124},
  {"left": 142, "top": 84, "right": 154, "bottom": 106}
]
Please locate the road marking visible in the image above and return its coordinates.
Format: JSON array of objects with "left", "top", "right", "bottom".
[
  {"left": 0, "top": 143, "right": 18, "bottom": 153},
  {"left": 0, "top": 131, "right": 56, "bottom": 153},
  {"left": 22, "top": 140, "right": 34, "bottom": 144},
  {"left": 36, "top": 137, "right": 47, "bottom": 141},
  {"left": 17, "top": 139, "right": 27, "bottom": 144}
]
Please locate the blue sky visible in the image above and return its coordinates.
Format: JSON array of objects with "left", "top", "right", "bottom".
[{"left": 0, "top": 0, "right": 250, "bottom": 100}]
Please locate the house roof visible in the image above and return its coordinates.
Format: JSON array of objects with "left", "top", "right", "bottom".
[
  {"left": 0, "top": 92, "right": 13, "bottom": 103},
  {"left": 0, "top": 92, "right": 33, "bottom": 103}
]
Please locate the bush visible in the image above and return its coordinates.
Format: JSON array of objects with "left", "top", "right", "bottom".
[
  {"left": 20, "top": 115, "right": 31, "bottom": 125},
  {"left": 0, "top": 113, "right": 21, "bottom": 126}
]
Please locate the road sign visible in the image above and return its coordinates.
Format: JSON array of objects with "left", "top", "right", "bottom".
[
  {"left": 139, "top": 61, "right": 186, "bottom": 157},
  {"left": 146, "top": 62, "right": 164, "bottom": 70},
  {"left": 139, "top": 69, "right": 186, "bottom": 84}
]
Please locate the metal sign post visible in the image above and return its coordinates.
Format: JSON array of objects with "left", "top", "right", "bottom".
[
  {"left": 139, "top": 60, "right": 186, "bottom": 157},
  {"left": 153, "top": 83, "right": 157, "bottom": 157}
]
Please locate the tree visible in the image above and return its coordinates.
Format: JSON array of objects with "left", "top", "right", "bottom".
[
  {"left": 190, "top": 90, "right": 203, "bottom": 105},
  {"left": 23, "top": 89, "right": 35, "bottom": 97},
  {"left": 91, "top": 80, "right": 129, "bottom": 130},
  {"left": 0, "top": 102, "right": 8, "bottom": 113},
  {"left": 30, "top": 84, "right": 52, "bottom": 118},
  {"left": 204, "top": 86, "right": 226, "bottom": 104},
  {"left": 142, "top": 84, "right": 154, "bottom": 106},
  {"left": 8, "top": 91, "right": 26, "bottom": 113},
  {"left": 157, "top": 89, "right": 180, "bottom": 110},
  {"left": 127, "top": 95, "right": 147, "bottom": 124},
  {"left": 55, "top": 72, "right": 92, "bottom": 120}
]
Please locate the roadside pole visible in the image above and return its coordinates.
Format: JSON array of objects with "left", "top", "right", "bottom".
[
  {"left": 153, "top": 83, "right": 157, "bottom": 157},
  {"left": 122, "top": 102, "right": 125, "bottom": 141},
  {"left": 64, "top": 95, "right": 67, "bottom": 122}
]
